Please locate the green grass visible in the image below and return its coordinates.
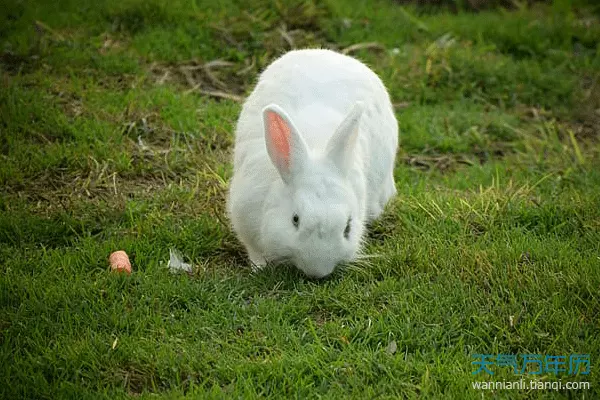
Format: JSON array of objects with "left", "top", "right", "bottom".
[{"left": 1, "top": 0, "right": 600, "bottom": 398}]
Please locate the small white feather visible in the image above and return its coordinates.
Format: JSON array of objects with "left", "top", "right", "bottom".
[{"left": 168, "top": 248, "right": 193, "bottom": 273}]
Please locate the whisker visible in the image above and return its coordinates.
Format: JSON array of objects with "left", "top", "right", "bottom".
[
  {"left": 345, "top": 255, "right": 376, "bottom": 270},
  {"left": 355, "top": 253, "right": 382, "bottom": 260},
  {"left": 342, "top": 263, "right": 365, "bottom": 273}
]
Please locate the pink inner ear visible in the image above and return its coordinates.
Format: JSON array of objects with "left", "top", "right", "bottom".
[{"left": 267, "top": 111, "right": 291, "bottom": 168}]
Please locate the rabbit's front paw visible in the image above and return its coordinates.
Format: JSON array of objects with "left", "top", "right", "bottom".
[{"left": 248, "top": 250, "right": 267, "bottom": 272}]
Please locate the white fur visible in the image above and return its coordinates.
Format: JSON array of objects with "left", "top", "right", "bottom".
[{"left": 227, "top": 49, "right": 398, "bottom": 278}]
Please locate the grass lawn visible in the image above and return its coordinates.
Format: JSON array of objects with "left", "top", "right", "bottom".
[{"left": 1, "top": 0, "right": 600, "bottom": 398}]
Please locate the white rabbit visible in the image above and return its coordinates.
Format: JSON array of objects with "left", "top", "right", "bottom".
[{"left": 227, "top": 49, "right": 398, "bottom": 278}]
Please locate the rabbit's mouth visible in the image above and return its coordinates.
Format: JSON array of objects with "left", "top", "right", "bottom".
[
  {"left": 295, "top": 258, "right": 338, "bottom": 279},
  {"left": 268, "top": 254, "right": 339, "bottom": 279}
]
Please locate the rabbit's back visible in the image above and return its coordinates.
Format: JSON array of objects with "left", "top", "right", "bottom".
[
  {"left": 253, "top": 49, "right": 385, "bottom": 113},
  {"left": 235, "top": 49, "right": 395, "bottom": 157}
]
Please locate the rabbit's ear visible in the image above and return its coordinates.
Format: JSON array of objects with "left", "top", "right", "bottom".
[
  {"left": 263, "top": 104, "right": 309, "bottom": 184},
  {"left": 326, "top": 102, "right": 364, "bottom": 173}
]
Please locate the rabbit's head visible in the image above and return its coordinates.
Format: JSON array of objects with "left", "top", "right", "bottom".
[{"left": 259, "top": 103, "right": 366, "bottom": 278}]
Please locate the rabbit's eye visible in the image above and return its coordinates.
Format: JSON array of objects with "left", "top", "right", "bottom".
[
  {"left": 292, "top": 214, "right": 300, "bottom": 229},
  {"left": 344, "top": 217, "right": 351, "bottom": 239}
]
